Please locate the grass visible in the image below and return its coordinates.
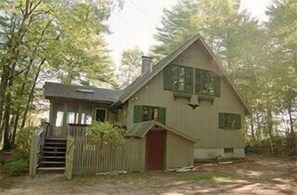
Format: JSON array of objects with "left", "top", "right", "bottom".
[
  {"left": 179, "top": 171, "right": 233, "bottom": 181},
  {"left": 0, "top": 173, "right": 25, "bottom": 190}
]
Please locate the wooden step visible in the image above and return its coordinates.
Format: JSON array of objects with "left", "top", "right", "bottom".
[
  {"left": 43, "top": 146, "right": 66, "bottom": 150},
  {"left": 41, "top": 156, "right": 65, "bottom": 159},
  {"left": 46, "top": 137, "right": 67, "bottom": 141},
  {"left": 40, "top": 161, "right": 65, "bottom": 164},
  {"left": 43, "top": 151, "right": 66, "bottom": 154},
  {"left": 44, "top": 141, "right": 66, "bottom": 146},
  {"left": 37, "top": 167, "right": 65, "bottom": 171}
]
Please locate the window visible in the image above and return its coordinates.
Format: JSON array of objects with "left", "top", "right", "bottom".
[
  {"left": 81, "top": 105, "right": 93, "bottom": 125},
  {"left": 163, "top": 64, "right": 220, "bottom": 97},
  {"left": 134, "top": 105, "right": 166, "bottom": 124},
  {"left": 95, "top": 108, "right": 107, "bottom": 122},
  {"left": 195, "top": 69, "right": 220, "bottom": 96},
  {"left": 53, "top": 103, "right": 64, "bottom": 127},
  {"left": 219, "top": 113, "right": 241, "bottom": 129},
  {"left": 164, "top": 64, "right": 193, "bottom": 94},
  {"left": 67, "top": 104, "right": 79, "bottom": 124},
  {"left": 224, "top": 148, "right": 234, "bottom": 153}
]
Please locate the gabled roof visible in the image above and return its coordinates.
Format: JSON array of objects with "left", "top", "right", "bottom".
[
  {"left": 114, "top": 33, "right": 251, "bottom": 115},
  {"left": 125, "top": 120, "right": 197, "bottom": 143},
  {"left": 44, "top": 82, "right": 123, "bottom": 104}
]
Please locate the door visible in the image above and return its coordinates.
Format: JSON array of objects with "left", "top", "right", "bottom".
[{"left": 146, "top": 130, "right": 166, "bottom": 170}]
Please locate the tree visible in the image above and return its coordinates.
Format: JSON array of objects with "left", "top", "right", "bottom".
[
  {"left": 0, "top": 0, "right": 121, "bottom": 150},
  {"left": 118, "top": 47, "right": 143, "bottom": 88},
  {"left": 265, "top": 0, "right": 297, "bottom": 155}
]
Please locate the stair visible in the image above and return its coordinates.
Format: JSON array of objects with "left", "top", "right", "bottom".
[{"left": 37, "top": 137, "right": 67, "bottom": 172}]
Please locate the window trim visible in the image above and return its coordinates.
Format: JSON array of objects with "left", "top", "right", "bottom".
[
  {"left": 164, "top": 64, "right": 220, "bottom": 97},
  {"left": 164, "top": 64, "right": 193, "bottom": 94},
  {"left": 134, "top": 105, "right": 166, "bottom": 124},
  {"left": 219, "top": 112, "right": 241, "bottom": 130},
  {"left": 95, "top": 108, "right": 107, "bottom": 122},
  {"left": 224, "top": 148, "right": 234, "bottom": 153},
  {"left": 195, "top": 68, "right": 220, "bottom": 97}
]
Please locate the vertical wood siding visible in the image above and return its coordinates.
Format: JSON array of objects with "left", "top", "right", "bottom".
[
  {"left": 66, "top": 136, "right": 145, "bottom": 176},
  {"left": 166, "top": 131, "right": 194, "bottom": 168},
  {"left": 125, "top": 42, "right": 245, "bottom": 148}
]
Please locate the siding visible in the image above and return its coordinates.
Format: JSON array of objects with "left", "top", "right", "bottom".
[
  {"left": 166, "top": 131, "right": 194, "bottom": 168},
  {"left": 125, "top": 41, "right": 245, "bottom": 148}
]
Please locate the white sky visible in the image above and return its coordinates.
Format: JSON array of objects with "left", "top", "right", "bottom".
[{"left": 106, "top": 0, "right": 273, "bottom": 67}]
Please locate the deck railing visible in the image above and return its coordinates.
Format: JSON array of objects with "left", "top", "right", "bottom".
[
  {"left": 29, "top": 122, "right": 50, "bottom": 177},
  {"left": 67, "top": 124, "right": 89, "bottom": 137}
]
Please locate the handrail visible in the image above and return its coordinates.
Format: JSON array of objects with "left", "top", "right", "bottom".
[{"left": 29, "top": 122, "right": 49, "bottom": 177}]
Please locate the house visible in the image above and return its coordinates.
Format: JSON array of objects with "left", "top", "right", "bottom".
[{"left": 31, "top": 33, "right": 251, "bottom": 176}]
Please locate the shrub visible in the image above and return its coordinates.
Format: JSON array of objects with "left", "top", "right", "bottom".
[
  {"left": 3, "top": 152, "right": 28, "bottom": 176},
  {"left": 15, "top": 126, "right": 35, "bottom": 158},
  {"left": 87, "top": 121, "right": 126, "bottom": 145}
]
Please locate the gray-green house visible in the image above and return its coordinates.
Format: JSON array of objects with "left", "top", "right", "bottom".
[{"left": 42, "top": 33, "right": 251, "bottom": 172}]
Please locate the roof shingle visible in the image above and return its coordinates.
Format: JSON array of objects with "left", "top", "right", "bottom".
[{"left": 44, "top": 82, "right": 122, "bottom": 103}]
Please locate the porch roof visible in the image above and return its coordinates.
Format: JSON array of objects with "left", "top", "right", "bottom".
[
  {"left": 125, "top": 121, "right": 197, "bottom": 143},
  {"left": 44, "top": 82, "right": 123, "bottom": 103}
]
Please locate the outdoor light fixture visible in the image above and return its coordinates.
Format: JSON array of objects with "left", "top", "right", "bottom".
[{"left": 187, "top": 95, "right": 200, "bottom": 110}]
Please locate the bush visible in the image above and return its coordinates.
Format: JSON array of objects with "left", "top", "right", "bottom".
[
  {"left": 3, "top": 152, "right": 28, "bottom": 176},
  {"left": 87, "top": 121, "right": 126, "bottom": 145},
  {"left": 15, "top": 126, "right": 35, "bottom": 158}
]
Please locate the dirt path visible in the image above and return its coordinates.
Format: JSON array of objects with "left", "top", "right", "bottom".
[{"left": 1, "top": 155, "right": 296, "bottom": 194}]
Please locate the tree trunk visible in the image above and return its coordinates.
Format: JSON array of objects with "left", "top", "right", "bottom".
[
  {"left": 0, "top": 65, "right": 9, "bottom": 145},
  {"left": 20, "top": 59, "right": 45, "bottom": 129},
  {"left": 267, "top": 108, "right": 274, "bottom": 154},
  {"left": 2, "top": 79, "right": 12, "bottom": 151},
  {"left": 287, "top": 106, "right": 296, "bottom": 155}
]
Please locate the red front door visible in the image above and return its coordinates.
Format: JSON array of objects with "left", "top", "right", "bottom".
[{"left": 146, "top": 130, "right": 165, "bottom": 170}]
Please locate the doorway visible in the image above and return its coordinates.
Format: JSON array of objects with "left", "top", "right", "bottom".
[{"left": 146, "top": 130, "right": 166, "bottom": 170}]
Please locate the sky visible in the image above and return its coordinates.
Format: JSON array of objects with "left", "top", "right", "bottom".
[{"left": 106, "top": 0, "right": 274, "bottom": 67}]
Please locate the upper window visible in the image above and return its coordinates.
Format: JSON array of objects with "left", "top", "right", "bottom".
[
  {"left": 134, "top": 105, "right": 166, "bottom": 124},
  {"left": 219, "top": 113, "right": 241, "bottom": 129},
  {"left": 164, "top": 64, "right": 193, "bottom": 94},
  {"left": 164, "top": 64, "right": 220, "bottom": 97},
  {"left": 195, "top": 69, "right": 220, "bottom": 97}
]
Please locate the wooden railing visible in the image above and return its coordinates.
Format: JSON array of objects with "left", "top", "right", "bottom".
[
  {"left": 65, "top": 136, "right": 75, "bottom": 180},
  {"left": 68, "top": 124, "right": 89, "bottom": 137},
  {"left": 29, "top": 122, "right": 50, "bottom": 177}
]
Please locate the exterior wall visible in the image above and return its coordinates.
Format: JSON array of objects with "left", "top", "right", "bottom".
[
  {"left": 125, "top": 41, "right": 245, "bottom": 159},
  {"left": 117, "top": 103, "right": 128, "bottom": 126},
  {"left": 49, "top": 98, "right": 117, "bottom": 137},
  {"left": 194, "top": 148, "right": 245, "bottom": 159},
  {"left": 166, "top": 131, "right": 194, "bottom": 169}
]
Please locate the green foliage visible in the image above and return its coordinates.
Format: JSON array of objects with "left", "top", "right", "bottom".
[
  {"left": 87, "top": 121, "right": 126, "bottom": 145},
  {"left": 3, "top": 152, "right": 28, "bottom": 176},
  {"left": 0, "top": 0, "right": 121, "bottom": 150},
  {"left": 118, "top": 47, "right": 144, "bottom": 88},
  {"left": 15, "top": 126, "right": 35, "bottom": 158}
]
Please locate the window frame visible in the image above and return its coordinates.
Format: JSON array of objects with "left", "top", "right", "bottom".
[
  {"left": 95, "top": 108, "right": 107, "bottom": 122},
  {"left": 134, "top": 105, "right": 166, "bottom": 124},
  {"left": 164, "top": 64, "right": 220, "bottom": 97},
  {"left": 219, "top": 112, "right": 241, "bottom": 130},
  {"left": 195, "top": 68, "right": 220, "bottom": 97},
  {"left": 164, "top": 64, "right": 193, "bottom": 94}
]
